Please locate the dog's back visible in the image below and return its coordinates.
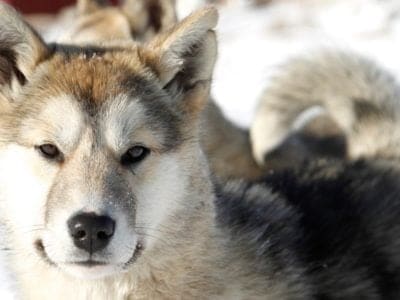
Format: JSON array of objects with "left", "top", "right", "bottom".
[{"left": 217, "top": 158, "right": 400, "bottom": 299}]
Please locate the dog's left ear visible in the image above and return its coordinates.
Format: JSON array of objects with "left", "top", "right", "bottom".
[
  {"left": 141, "top": 7, "right": 218, "bottom": 115},
  {"left": 0, "top": 3, "right": 49, "bottom": 102}
]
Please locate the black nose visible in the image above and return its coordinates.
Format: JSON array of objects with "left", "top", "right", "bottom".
[{"left": 68, "top": 213, "right": 115, "bottom": 254}]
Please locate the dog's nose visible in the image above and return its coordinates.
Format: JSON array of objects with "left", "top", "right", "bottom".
[{"left": 68, "top": 213, "right": 115, "bottom": 254}]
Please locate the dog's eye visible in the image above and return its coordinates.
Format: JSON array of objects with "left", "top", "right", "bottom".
[
  {"left": 36, "top": 144, "right": 62, "bottom": 161},
  {"left": 121, "top": 146, "right": 150, "bottom": 166}
]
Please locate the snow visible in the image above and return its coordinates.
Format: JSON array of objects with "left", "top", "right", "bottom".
[{"left": 2, "top": 0, "right": 400, "bottom": 297}]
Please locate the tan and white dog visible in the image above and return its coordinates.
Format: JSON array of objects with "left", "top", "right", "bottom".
[{"left": 0, "top": 4, "right": 291, "bottom": 299}]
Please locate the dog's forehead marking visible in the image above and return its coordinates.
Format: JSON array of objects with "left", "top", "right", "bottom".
[
  {"left": 19, "top": 95, "right": 84, "bottom": 151},
  {"left": 19, "top": 47, "right": 183, "bottom": 152},
  {"left": 101, "top": 93, "right": 176, "bottom": 153},
  {"left": 100, "top": 91, "right": 184, "bottom": 153},
  {"left": 103, "top": 94, "right": 144, "bottom": 151}
]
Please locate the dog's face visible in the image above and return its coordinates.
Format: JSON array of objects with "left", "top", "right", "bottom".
[{"left": 0, "top": 4, "right": 217, "bottom": 279}]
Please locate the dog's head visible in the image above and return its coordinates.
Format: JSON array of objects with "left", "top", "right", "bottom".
[
  {"left": 59, "top": 0, "right": 177, "bottom": 43},
  {"left": 0, "top": 3, "right": 217, "bottom": 279}
]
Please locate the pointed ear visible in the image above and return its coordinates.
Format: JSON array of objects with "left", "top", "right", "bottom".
[
  {"left": 123, "top": 0, "right": 177, "bottom": 38},
  {"left": 141, "top": 7, "right": 218, "bottom": 114},
  {"left": 0, "top": 3, "right": 49, "bottom": 101},
  {"left": 77, "top": 0, "right": 110, "bottom": 15}
]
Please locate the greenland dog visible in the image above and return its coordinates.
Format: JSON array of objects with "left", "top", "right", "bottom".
[
  {"left": 0, "top": 4, "right": 275, "bottom": 299},
  {"left": 62, "top": 0, "right": 263, "bottom": 180},
  {"left": 2, "top": 3, "right": 400, "bottom": 299},
  {"left": 250, "top": 50, "right": 400, "bottom": 168}
]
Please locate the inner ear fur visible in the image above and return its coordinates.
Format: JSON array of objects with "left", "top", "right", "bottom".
[{"left": 0, "top": 3, "right": 49, "bottom": 100}]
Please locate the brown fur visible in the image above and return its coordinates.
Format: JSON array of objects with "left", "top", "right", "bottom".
[{"left": 201, "top": 101, "right": 264, "bottom": 179}]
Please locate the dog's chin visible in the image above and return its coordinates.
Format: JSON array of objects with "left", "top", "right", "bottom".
[
  {"left": 35, "top": 239, "right": 144, "bottom": 280},
  {"left": 61, "top": 263, "right": 123, "bottom": 280}
]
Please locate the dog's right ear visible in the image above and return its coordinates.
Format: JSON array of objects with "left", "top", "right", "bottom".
[
  {"left": 77, "top": 0, "right": 109, "bottom": 15},
  {"left": 0, "top": 3, "right": 49, "bottom": 102}
]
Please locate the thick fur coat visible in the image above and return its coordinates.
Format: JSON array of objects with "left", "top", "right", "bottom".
[{"left": 0, "top": 2, "right": 400, "bottom": 300}]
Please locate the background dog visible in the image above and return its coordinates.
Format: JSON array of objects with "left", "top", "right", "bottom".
[{"left": 251, "top": 49, "right": 400, "bottom": 169}]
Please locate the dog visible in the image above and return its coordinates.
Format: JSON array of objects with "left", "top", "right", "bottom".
[
  {"left": 3, "top": 3, "right": 400, "bottom": 299},
  {"left": 0, "top": 4, "right": 273, "bottom": 299},
  {"left": 250, "top": 49, "right": 400, "bottom": 169},
  {"left": 58, "top": 0, "right": 263, "bottom": 180},
  {"left": 42, "top": 0, "right": 177, "bottom": 43}
]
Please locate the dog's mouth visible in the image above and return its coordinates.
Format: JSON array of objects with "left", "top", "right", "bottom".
[
  {"left": 69, "top": 260, "right": 108, "bottom": 267},
  {"left": 35, "top": 239, "right": 143, "bottom": 272}
]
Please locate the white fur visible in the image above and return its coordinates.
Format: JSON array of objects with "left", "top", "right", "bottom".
[
  {"left": 291, "top": 106, "right": 326, "bottom": 131},
  {"left": 0, "top": 90, "right": 192, "bottom": 283},
  {"left": 19, "top": 95, "right": 84, "bottom": 152},
  {"left": 0, "top": 145, "right": 56, "bottom": 250},
  {"left": 103, "top": 94, "right": 145, "bottom": 151},
  {"left": 134, "top": 153, "right": 187, "bottom": 250}
]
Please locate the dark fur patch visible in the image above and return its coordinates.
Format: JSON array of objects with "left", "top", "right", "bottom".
[
  {"left": 263, "top": 133, "right": 347, "bottom": 171},
  {"left": 264, "top": 160, "right": 400, "bottom": 299},
  {"left": 147, "top": 0, "right": 164, "bottom": 32},
  {"left": 353, "top": 98, "right": 386, "bottom": 120},
  {"left": 48, "top": 43, "right": 110, "bottom": 60},
  {"left": 216, "top": 159, "right": 400, "bottom": 299},
  {"left": 122, "top": 74, "right": 184, "bottom": 150}
]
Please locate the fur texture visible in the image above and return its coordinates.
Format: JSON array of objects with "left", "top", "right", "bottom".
[
  {"left": 2, "top": 3, "right": 399, "bottom": 300},
  {"left": 217, "top": 158, "right": 400, "bottom": 299},
  {"left": 0, "top": 4, "right": 270, "bottom": 299},
  {"left": 58, "top": 0, "right": 263, "bottom": 180},
  {"left": 251, "top": 49, "right": 400, "bottom": 168}
]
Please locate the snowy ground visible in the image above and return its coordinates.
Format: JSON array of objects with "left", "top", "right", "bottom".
[{"left": 2, "top": 0, "right": 400, "bottom": 297}]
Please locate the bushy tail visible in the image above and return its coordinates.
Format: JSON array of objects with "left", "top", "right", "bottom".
[{"left": 250, "top": 49, "right": 400, "bottom": 168}]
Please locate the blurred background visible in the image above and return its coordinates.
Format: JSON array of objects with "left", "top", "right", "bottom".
[{"left": 1, "top": 0, "right": 400, "bottom": 298}]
